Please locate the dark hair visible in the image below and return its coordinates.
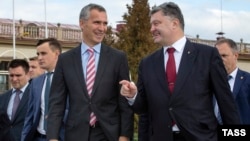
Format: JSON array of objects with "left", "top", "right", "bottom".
[
  {"left": 79, "top": 3, "right": 106, "bottom": 21},
  {"left": 36, "top": 38, "right": 62, "bottom": 53},
  {"left": 215, "top": 38, "right": 238, "bottom": 53},
  {"left": 8, "top": 59, "right": 30, "bottom": 74},
  {"left": 150, "top": 2, "right": 185, "bottom": 30},
  {"left": 29, "top": 56, "right": 38, "bottom": 61}
]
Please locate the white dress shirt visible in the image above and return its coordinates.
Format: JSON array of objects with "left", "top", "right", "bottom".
[
  {"left": 37, "top": 71, "right": 54, "bottom": 135},
  {"left": 127, "top": 36, "right": 187, "bottom": 131}
]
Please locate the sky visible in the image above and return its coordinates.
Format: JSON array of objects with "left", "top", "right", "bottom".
[{"left": 1, "top": 0, "right": 250, "bottom": 43}]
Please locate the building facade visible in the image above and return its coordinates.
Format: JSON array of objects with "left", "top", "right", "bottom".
[{"left": 1, "top": 18, "right": 250, "bottom": 93}]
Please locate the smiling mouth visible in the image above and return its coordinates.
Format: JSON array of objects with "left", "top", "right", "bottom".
[
  {"left": 152, "top": 34, "right": 160, "bottom": 39},
  {"left": 96, "top": 33, "right": 104, "bottom": 38}
]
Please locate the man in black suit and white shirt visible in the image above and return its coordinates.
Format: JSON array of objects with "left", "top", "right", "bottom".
[
  {"left": 120, "top": 2, "right": 240, "bottom": 141},
  {"left": 0, "top": 59, "right": 30, "bottom": 141}
]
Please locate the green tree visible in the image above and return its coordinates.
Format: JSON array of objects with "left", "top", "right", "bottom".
[
  {"left": 103, "top": 25, "right": 116, "bottom": 46},
  {"left": 114, "top": 0, "right": 158, "bottom": 81},
  {"left": 113, "top": 0, "right": 158, "bottom": 140}
]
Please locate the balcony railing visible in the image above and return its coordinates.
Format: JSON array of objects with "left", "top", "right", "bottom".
[
  {"left": 189, "top": 37, "right": 250, "bottom": 54},
  {"left": 0, "top": 19, "right": 82, "bottom": 42},
  {"left": 0, "top": 18, "right": 249, "bottom": 53}
]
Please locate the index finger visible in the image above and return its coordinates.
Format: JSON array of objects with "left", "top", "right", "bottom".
[{"left": 119, "top": 80, "right": 130, "bottom": 85}]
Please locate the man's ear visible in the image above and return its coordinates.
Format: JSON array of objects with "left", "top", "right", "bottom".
[{"left": 79, "top": 19, "right": 86, "bottom": 30}]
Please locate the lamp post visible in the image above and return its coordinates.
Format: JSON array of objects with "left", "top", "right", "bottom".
[
  {"left": 12, "top": 0, "right": 16, "bottom": 59},
  {"left": 216, "top": 0, "right": 225, "bottom": 40},
  {"left": 44, "top": 0, "right": 48, "bottom": 38}
]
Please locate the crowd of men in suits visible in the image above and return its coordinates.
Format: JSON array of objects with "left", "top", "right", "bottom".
[{"left": 0, "top": 38, "right": 63, "bottom": 141}]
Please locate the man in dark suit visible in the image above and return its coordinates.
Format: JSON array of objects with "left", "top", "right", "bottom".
[
  {"left": 0, "top": 59, "right": 30, "bottom": 141},
  {"left": 120, "top": 2, "right": 240, "bottom": 141},
  {"left": 47, "top": 3, "right": 133, "bottom": 141},
  {"left": 21, "top": 38, "right": 64, "bottom": 141},
  {"left": 215, "top": 38, "right": 250, "bottom": 124}
]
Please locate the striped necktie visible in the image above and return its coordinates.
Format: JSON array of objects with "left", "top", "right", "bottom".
[{"left": 86, "top": 48, "right": 97, "bottom": 126}]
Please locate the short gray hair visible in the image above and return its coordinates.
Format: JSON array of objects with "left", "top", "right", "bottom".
[{"left": 79, "top": 3, "right": 106, "bottom": 21}]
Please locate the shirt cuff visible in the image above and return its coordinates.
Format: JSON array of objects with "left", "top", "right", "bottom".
[{"left": 126, "top": 93, "right": 137, "bottom": 105}]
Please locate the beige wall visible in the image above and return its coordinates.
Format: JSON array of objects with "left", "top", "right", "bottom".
[
  {"left": 238, "top": 60, "right": 250, "bottom": 72},
  {"left": 0, "top": 43, "right": 71, "bottom": 60},
  {"left": 0, "top": 44, "right": 36, "bottom": 60}
]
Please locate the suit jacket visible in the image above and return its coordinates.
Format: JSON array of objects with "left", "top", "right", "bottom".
[
  {"left": 21, "top": 74, "right": 46, "bottom": 141},
  {"left": 133, "top": 39, "right": 240, "bottom": 141},
  {"left": 0, "top": 85, "right": 30, "bottom": 141},
  {"left": 47, "top": 44, "right": 134, "bottom": 141},
  {"left": 138, "top": 113, "right": 149, "bottom": 141},
  {"left": 21, "top": 74, "right": 67, "bottom": 141},
  {"left": 233, "top": 69, "right": 250, "bottom": 124}
]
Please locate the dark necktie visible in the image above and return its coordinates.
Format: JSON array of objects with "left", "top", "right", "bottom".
[
  {"left": 44, "top": 72, "right": 53, "bottom": 131},
  {"left": 166, "top": 47, "right": 176, "bottom": 126},
  {"left": 86, "top": 48, "right": 97, "bottom": 126},
  {"left": 166, "top": 48, "right": 176, "bottom": 93},
  {"left": 11, "top": 90, "right": 21, "bottom": 121}
]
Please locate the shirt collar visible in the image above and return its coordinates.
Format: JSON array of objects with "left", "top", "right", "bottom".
[
  {"left": 164, "top": 36, "right": 186, "bottom": 53},
  {"left": 45, "top": 70, "right": 54, "bottom": 73},
  {"left": 229, "top": 67, "right": 238, "bottom": 79},
  {"left": 12, "top": 82, "right": 29, "bottom": 94},
  {"left": 81, "top": 41, "right": 101, "bottom": 55}
]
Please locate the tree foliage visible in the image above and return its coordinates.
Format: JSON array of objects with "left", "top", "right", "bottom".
[
  {"left": 114, "top": 0, "right": 158, "bottom": 81},
  {"left": 108, "top": 1, "right": 160, "bottom": 139},
  {"left": 103, "top": 25, "right": 116, "bottom": 47}
]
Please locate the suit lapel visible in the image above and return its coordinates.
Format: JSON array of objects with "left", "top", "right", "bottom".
[
  {"left": 34, "top": 74, "right": 46, "bottom": 114},
  {"left": 37, "top": 75, "right": 46, "bottom": 103},
  {"left": 0, "top": 90, "right": 12, "bottom": 123},
  {"left": 233, "top": 69, "right": 244, "bottom": 99},
  {"left": 73, "top": 46, "right": 89, "bottom": 97},
  {"left": 173, "top": 40, "right": 197, "bottom": 96},
  {"left": 152, "top": 48, "right": 170, "bottom": 95},
  {"left": 91, "top": 44, "right": 109, "bottom": 96},
  {"left": 12, "top": 85, "right": 30, "bottom": 122},
  {"left": 2, "top": 90, "right": 12, "bottom": 112}
]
